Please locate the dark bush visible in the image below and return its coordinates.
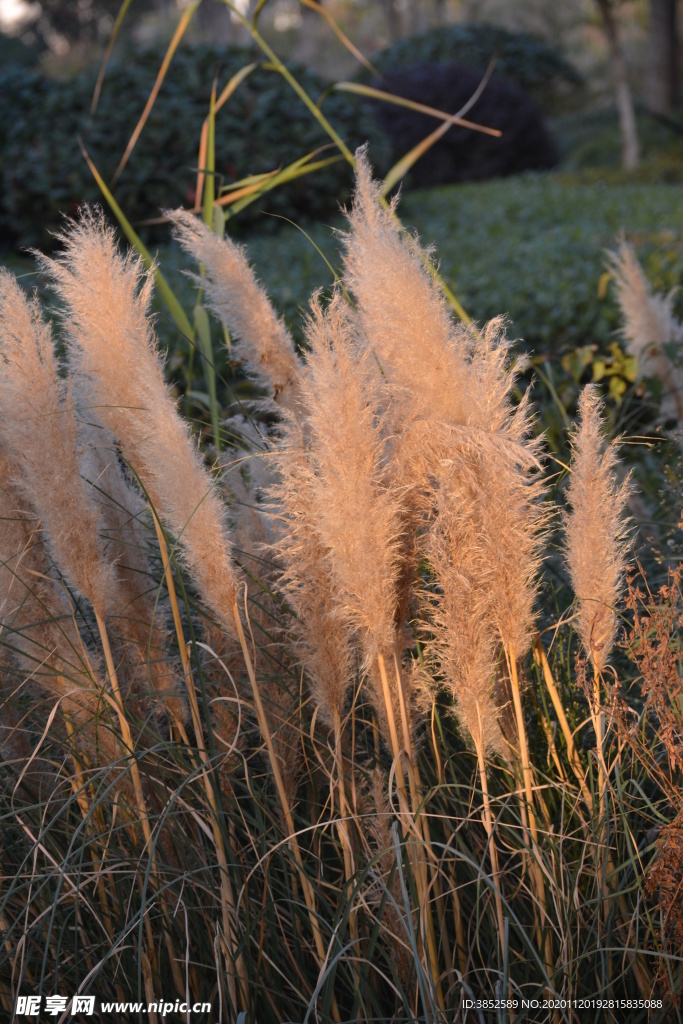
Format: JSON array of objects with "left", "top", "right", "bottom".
[
  {"left": 365, "top": 22, "right": 582, "bottom": 114},
  {"left": 0, "top": 43, "right": 384, "bottom": 251},
  {"left": 372, "top": 62, "right": 558, "bottom": 187}
]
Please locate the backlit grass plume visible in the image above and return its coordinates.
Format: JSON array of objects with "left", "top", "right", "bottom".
[
  {"left": 301, "top": 293, "right": 401, "bottom": 663},
  {"left": 425, "top": 461, "right": 504, "bottom": 758},
  {"left": 291, "top": 291, "right": 405, "bottom": 747},
  {"left": 0, "top": 448, "right": 121, "bottom": 766},
  {"left": 342, "top": 148, "right": 472, "bottom": 431},
  {"left": 464, "top": 319, "right": 547, "bottom": 662},
  {"left": 270, "top": 435, "right": 354, "bottom": 731},
  {"left": 565, "top": 384, "right": 631, "bottom": 671},
  {"left": 40, "top": 211, "right": 240, "bottom": 635},
  {"left": 0, "top": 271, "right": 114, "bottom": 619},
  {"left": 170, "top": 209, "right": 304, "bottom": 416},
  {"left": 607, "top": 239, "right": 683, "bottom": 426}
]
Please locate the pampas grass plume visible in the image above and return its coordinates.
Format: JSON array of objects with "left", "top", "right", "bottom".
[
  {"left": 565, "top": 384, "right": 631, "bottom": 671},
  {"left": 41, "top": 211, "right": 240, "bottom": 635},
  {"left": 169, "top": 209, "right": 304, "bottom": 415},
  {"left": 0, "top": 271, "right": 114, "bottom": 615},
  {"left": 607, "top": 239, "right": 683, "bottom": 426},
  {"left": 299, "top": 291, "right": 402, "bottom": 667},
  {"left": 271, "top": 433, "right": 354, "bottom": 728},
  {"left": 342, "top": 149, "right": 472, "bottom": 430},
  {"left": 426, "top": 470, "right": 504, "bottom": 755}
]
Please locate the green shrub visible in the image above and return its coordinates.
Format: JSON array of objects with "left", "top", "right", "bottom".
[
  {"left": 363, "top": 22, "right": 582, "bottom": 113},
  {"left": 0, "top": 43, "right": 384, "bottom": 251}
]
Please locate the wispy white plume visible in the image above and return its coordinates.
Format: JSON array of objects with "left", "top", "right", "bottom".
[
  {"left": 39, "top": 210, "right": 240, "bottom": 634},
  {"left": 607, "top": 239, "right": 683, "bottom": 426},
  {"left": 0, "top": 270, "right": 114, "bottom": 615},
  {"left": 169, "top": 209, "right": 304, "bottom": 416},
  {"left": 564, "top": 384, "right": 631, "bottom": 671}
]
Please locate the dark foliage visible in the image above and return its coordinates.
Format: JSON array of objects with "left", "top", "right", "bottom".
[
  {"left": 12, "top": 0, "right": 152, "bottom": 47},
  {"left": 0, "top": 43, "right": 383, "bottom": 251},
  {"left": 371, "top": 61, "right": 558, "bottom": 187},
  {"left": 365, "top": 21, "right": 582, "bottom": 114}
]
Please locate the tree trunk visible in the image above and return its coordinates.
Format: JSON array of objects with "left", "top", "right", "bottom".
[
  {"left": 596, "top": 0, "right": 641, "bottom": 169},
  {"left": 433, "top": 0, "right": 448, "bottom": 27},
  {"left": 647, "top": 0, "right": 678, "bottom": 113},
  {"left": 380, "top": 0, "right": 403, "bottom": 43}
]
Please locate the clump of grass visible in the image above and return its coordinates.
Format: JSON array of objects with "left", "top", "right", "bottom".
[{"left": 2, "top": 154, "right": 682, "bottom": 1023}]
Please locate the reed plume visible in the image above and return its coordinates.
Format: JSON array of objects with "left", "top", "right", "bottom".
[
  {"left": 607, "top": 239, "right": 683, "bottom": 426},
  {"left": 0, "top": 448, "right": 121, "bottom": 766},
  {"left": 0, "top": 270, "right": 114, "bottom": 617},
  {"left": 341, "top": 156, "right": 541, "bottom": 645},
  {"left": 271, "top": 429, "right": 354, "bottom": 730},
  {"left": 169, "top": 209, "right": 304, "bottom": 416},
  {"left": 465, "top": 319, "right": 546, "bottom": 662},
  {"left": 425, "top": 464, "right": 504, "bottom": 757},
  {"left": 293, "top": 291, "right": 405, "bottom": 746},
  {"left": 342, "top": 149, "right": 473, "bottom": 432},
  {"left": 565, "top": 384, "right": 631, "bottom": 672},
  {"left": 0, "top": 269, "right": 149, "bottom": 758},
  {"left": 40, "top": 211, "right": 240, "bottom": 636}
]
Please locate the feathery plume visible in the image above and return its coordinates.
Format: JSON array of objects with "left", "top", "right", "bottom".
[
  {"left": 40, "top": 211, "right": 240, "bottom": 635},
  {"left": 169, "top": 209, "right": 304, "bottom": 415},
  {"left": 282, "top": 291, "right": 406, "bottom": 749},
  {"left": 425, "top": 460, "right": 505, "bottom": 756},
  {"left": 270, "top": 431, "right": 355, "bottom": 729},
  {"left": 0, "top": 449, "right": 121, "bottom": 764},
  {"left": 455, "top": 318, "right": 547, "bottom": 662},
  {"left": 300, "top": 292, "right": 403, "bottom": 667},
  {"left": 341, "top": 148, "right": 473, "bottom": 430},
  {"left": 607, "top": 239, "right": 683, "bottom": 426},
  {"left": 565, "top": 384, "right": 631, "bottom": 671},
  {"left": 0, "top": 271, "right": 114, "bottom": 616}
]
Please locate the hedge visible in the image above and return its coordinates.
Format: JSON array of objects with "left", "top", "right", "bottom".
[{"left": 0, "top": 43, "right": 384, "bottom": 250}]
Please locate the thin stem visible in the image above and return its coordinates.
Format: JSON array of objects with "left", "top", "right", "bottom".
[
  {"left": 94, "top": 609, "right": 151, "bottom": 845},
  {"left": 333, "top": 710, "right": 358, "bottom": 943},
  {"left": 507, "top": 646, "right": 554, "bottom": 981},
  {"left": 232, "top": 595, "right": 341, "bottom": 1023},
  {"left": 474, "top": 730, "right": 505, "bottom": 955},
  {"left": 534, "top": 637, "right": 591, "bottom": 805},
  {"left": 153, "top": 515, "right": 247, "bottom": 1011}
]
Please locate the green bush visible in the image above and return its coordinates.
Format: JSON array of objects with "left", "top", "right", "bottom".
[
  {"left": 363, "top": 22, "right": 582, "bottom": 113},
  {"left": 0, "top": 43, "right": 384, "bottom": 251}
]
